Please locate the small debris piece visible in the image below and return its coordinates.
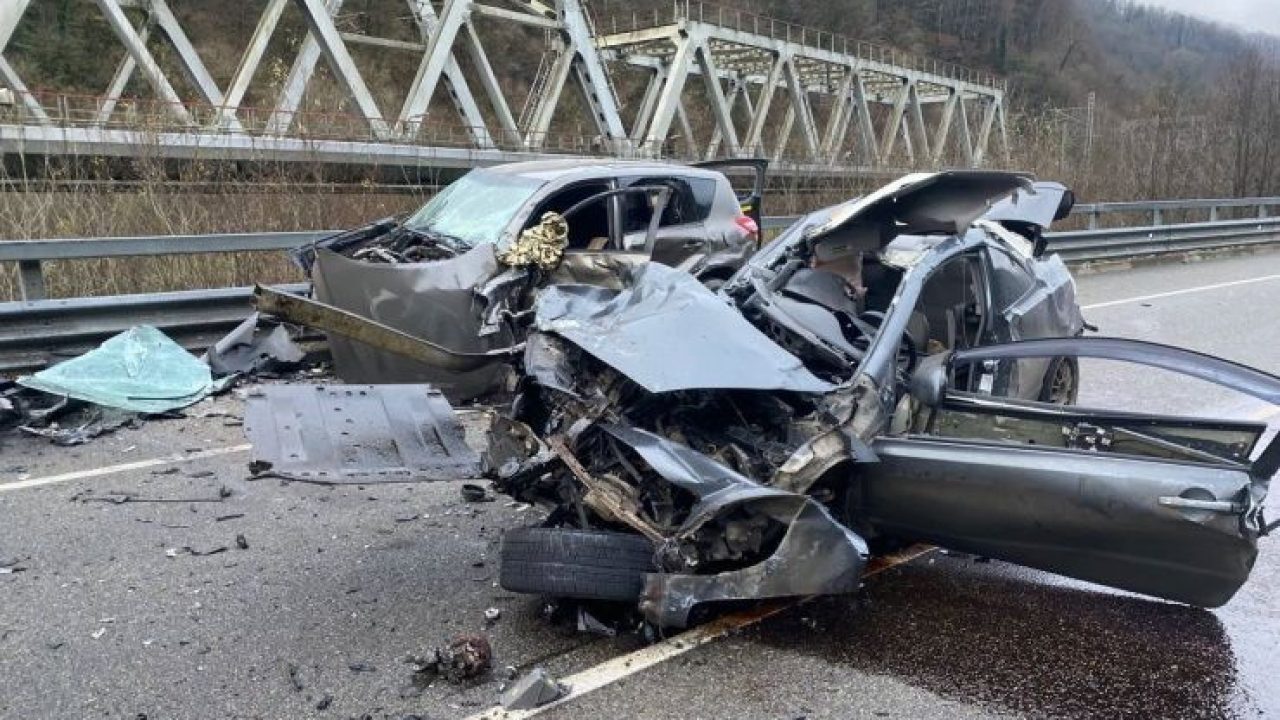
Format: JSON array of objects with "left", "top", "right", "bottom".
[
  {"left": 151, "top": 467, "right": 181, "bottom": 476},
  {"left": 460, "top": 484, "right": 492, "bottom": 503},
  {"left": 184, "top": 546, "right": 228, "bottom": 557},
  {"left": 91, "top": 628, "right": 107, "bottom": 640},
  {"left": 285, "top": 662, "right": 304, "bottom": 692},
  {"left": 215, "top": 513, "right": 245, "bottom": 522},
  {"left": 348, "top": 661, "right": 376, "bottom": 673},
  {"left": 576, "top": 607, "right": 618, "bottom": 637},
  {"left": 407, "top": 634, "right": 492, "bottom": 685},
  {"left": 315, "top": 694, "right": 333, "bottom": 711},
  {"left": 235, "top": 534, "right": 249, "bottom": 550},
  {"left": 499, "top": 667, "right": 567, "bottom": 710},
  {"left": 484, "top": 608, "right": 501, "bottom": 624}
]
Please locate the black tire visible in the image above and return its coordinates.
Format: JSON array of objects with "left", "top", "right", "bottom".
[
  {"left": 1040, "top": 356, "right": 1080, "bottom": 405},
  {"left": 499, "top": 527, "right": 657, "bottom": 602}
]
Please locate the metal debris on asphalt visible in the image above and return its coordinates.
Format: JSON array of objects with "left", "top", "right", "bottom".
[
  {"left": 407, "top": 633, "right": 493, "bottom": 684},
  {"left": 460, "top": 483, "right": 493, "bottom": 503},
  {"left": 499, "top": 667, "right": 567, "bottom": 710}
]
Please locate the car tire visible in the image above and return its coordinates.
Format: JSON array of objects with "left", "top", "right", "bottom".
[
  {"left": 1039, "top": 356, "right": 1079, "bottom": 405},
  {"left": 499, "top": 527, "right": 657, "bottom": 602}
]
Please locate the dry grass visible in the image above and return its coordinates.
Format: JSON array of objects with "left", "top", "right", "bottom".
[{"left": 0, "top": 161, "right": 433, "bottom": 301}]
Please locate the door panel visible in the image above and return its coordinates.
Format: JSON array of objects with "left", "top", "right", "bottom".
[
  {"left": 862, "top": 336, "right": 1280, "bottom": 608},
  {"left": 861, "top": 436, "right": 1259, "bottom": 607}
]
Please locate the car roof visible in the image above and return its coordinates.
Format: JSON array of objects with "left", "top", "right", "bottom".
[{"left": 477, "top": 159, "right": 724, "bottom": 183}]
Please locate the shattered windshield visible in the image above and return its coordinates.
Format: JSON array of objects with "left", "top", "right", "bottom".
[{"left": 403, "top": 170, "right": 546, "bottom": 247}]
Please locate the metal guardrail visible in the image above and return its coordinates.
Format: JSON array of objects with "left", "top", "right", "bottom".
[{"left": 3, "top": 204, "right": 1279, "bottom": 374}]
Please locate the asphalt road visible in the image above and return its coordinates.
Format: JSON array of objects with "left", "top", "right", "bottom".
[{"left": 2, "top": 248, "right": 1279, "bottom": 719}]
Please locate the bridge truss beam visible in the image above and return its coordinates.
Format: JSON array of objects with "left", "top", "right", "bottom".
[{"left": 0, "top": 0, "right": 1008, "bottom": 175}]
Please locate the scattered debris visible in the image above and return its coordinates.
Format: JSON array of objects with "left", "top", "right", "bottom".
[
  {"left": 407, "top": 634, "right": 492, "bottom": 685},
  {"left": 235, "top": 534, "right": 249, "bottom": 550},
  {"left": 19, "top": 406, "right": 143, "bottom": 446},
  {"left": 460, "top": 483, "right": 493, "bottom": 503},
  {"left": 73, "top": 489, "right": 229, "bottom": 505},
  {"left": 166, "top": 546, "right": 228, "bottom": 558},
  {"left": 347, "top": 661, "right": 376, "bottom": 673},
  {"left": 91, "top": 628, "right": 107, "bottom": 640},
  {"left": 483, "top": 607, "right": 501, "bottom": 624},
  {"left": 576, "top": 607, "right": 618, "bottom": 637},
  {"left": 204, "top": 313, "right": 306, "bottom": 378},
  {"left": 314, "top": 694, "right": 333, "bottom": 711},
  {"left": 284, "top": 661, "right": 304, "bottom": 692},
  {"left": 499, "top": 667, "right": 567, "bottom": 710}
]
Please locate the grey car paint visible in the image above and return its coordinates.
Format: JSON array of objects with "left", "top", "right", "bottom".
[
  {"left": 254, "top": 170, "right": 1273, "bottom": 624},
  {"left": 598, "top": 424, "right": 868, "bottom": 628},
  {"left": 309, "top": 160, "right": 759, "bottom": 399},
  {"left": 856, "top": 336, "right": 1280, "bottom": 608},
  {"left": 533, "top": 263, "right": 833, "bottom": 395},
  {"left": 313, "top": 243, "right": 517, "bottom": 401}
]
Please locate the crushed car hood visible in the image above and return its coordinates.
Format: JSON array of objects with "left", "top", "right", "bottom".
[
  {"left": 533, "top": 263, "right": 834, "bottom": 395},
  {"left": 803, "top": 170, "right": 1033, "bottom": 250}
]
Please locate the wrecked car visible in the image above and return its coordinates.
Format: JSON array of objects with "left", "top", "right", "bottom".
[
  {"left": 289, "top": 159, "right": 767, "bottom": 400},
  {"left": 247, "top": 170, "right": 1276, "bottom": 630}
]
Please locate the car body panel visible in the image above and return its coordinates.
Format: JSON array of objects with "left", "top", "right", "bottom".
[
  {"left": 533, "top": 263, "right": 834, "bottom": 394},
  {"left": 306, "top": 160, "right": 763, "bottom": 399},
  {"left": 858, "top": 336, "right": 1279, "bottom": 608}
]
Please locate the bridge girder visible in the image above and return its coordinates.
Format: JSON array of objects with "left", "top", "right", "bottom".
[{"left": 0, "top": 0, "right": 1009, "bottom": 173}]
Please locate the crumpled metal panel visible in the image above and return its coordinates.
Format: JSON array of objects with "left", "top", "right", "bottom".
[
  {"left": 312, "top": 243, "right": 519, "bottom": 402},
  {"left": 242, "top": 384, "right": 480, "bottom": 484},
  {"left": 534, "top": 263, "right": 834, "bottom": 395},
  {"left": 599, "top": 424, "right": 868, "bottom": 628}
]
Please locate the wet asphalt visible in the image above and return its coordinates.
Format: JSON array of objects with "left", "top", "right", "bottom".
[{"left": 2, "top": 248, "right": 1279, "bottom": 719}]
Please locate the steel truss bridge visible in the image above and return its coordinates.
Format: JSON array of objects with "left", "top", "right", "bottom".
[{"left": 0, "top": 0, "right": 1010, "bottom": 176}]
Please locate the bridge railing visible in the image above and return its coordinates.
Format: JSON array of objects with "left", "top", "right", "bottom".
[
  {"left": 2, "top": 205, "right": 1279, "bottom": 374},
  {"left": 603, "top": 0, "right": 1006, "bottom": 89}
]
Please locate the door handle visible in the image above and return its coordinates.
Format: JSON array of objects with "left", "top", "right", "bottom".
[
  {"left": 1158, "top": 496, "right": 1243, "bottom": 513},
  {"left": 682, "top": 239, "right": 704, "bottom": 249}
]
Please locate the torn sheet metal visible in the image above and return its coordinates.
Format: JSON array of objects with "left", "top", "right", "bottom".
[
  {"left": 534, "top": 263, "right": 834, "bottom": 395},
  {"left": 599, "top": 424, "right": 868, "bottom": 628},
  {"left": 18, "top": 326, "right": 214, "bottom": 413},
  {"left": 205, "top": 312, "right": 305, "bottom": 377},
  {"left": 242, "top": 384, "right": 480, "bottom": 484},
  {"left": 312, "top": 243, "right": 521, "bottom": 401},
  {"left": 253, "top": 286, "right": 520, "bottom": 373},
  {"left": 982, "top": 181, "right": 1072, "bottom": 230}
]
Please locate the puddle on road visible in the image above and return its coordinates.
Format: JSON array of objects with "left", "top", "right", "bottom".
[{"left": 743, "top": 551, "right": 1273, "bottom": 719}]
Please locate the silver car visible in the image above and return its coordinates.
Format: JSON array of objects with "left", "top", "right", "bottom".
[{"left": 293, "top": 159, "right": 766, "bottom": 398}]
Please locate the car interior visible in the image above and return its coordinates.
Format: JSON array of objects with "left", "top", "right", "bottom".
[{"left": 524, "top": 181, "right": 613, "bottom": 250}]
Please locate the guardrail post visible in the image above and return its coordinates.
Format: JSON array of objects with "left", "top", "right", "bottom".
[
  {"left": 1260, "top": 204, "right": 1269, "bottom": 220},
  {"left": 1088, "top": 210, "right": 1099, "bottom": 230},
  {"left": 1152, "top": 208, "right": 1163, "bottom": 226},
  {"left": 1209, "top": 206, "right": 1219, "bottom": 222},
  {"left": 17, "top": 260, "right": 46, "bottom": 301}
]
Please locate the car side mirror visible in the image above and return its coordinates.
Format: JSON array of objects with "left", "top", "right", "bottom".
[{"left": 908, "top": 353, "right": 951, "bottom": 408}]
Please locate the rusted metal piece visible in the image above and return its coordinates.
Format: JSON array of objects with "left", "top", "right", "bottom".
[{"left": 253, "top": 285, "right": 521, "bottom": 373}]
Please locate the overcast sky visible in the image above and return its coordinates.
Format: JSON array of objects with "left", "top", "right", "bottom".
[{"left": 1136, "top": 0, "right": 1280, "bottom": 37}]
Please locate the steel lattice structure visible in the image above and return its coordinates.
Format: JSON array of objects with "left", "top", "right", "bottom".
[{"left": 0, "top": 0, "right": 1009, "bottom": 176}]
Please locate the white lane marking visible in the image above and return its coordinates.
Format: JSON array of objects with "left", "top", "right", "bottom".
[
  {"left": 465, "top": 544, "right": 936, "bottom": 720},
  {"left": 0, "top": 444, "right": 251, "bottom": 493},
  {"left": 1081, "top": 273, "right": 1280, "bottom": 311}
]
